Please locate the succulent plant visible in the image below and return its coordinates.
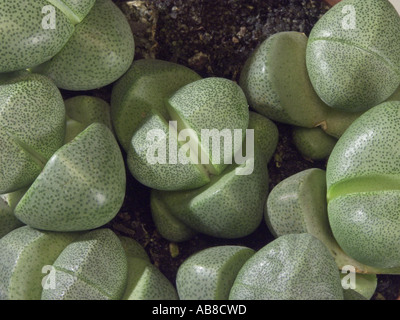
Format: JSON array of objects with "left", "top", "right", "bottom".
[
  {"left": 0, "top": 226, "right": 79, "bottom": 300},
  {"left": 177, "top": 235, "right": 344, "bottom": 300},
  {"left": 0, "top": 227, "right": 177, "bottom": 300},
  {"left": 127, "top": 77, "right": 250, "bottom": 191},
  {"left": 165, "top": 77, "right": 249, "bottom": 175},
  {"left": 120, "top": 236, "right": 178, "bottom": 300},
  {"left": 240, "top": 31, "right": 363, "bottom": 139},
  {"left": 327, "top": 101, "right": 400, "bottom": 269},
  {"left": 229, "top": 233, "right": 344, "bottom": 300},
  {"left": 41, "top": 228, "right": 128, "bottom": 300},
  {"left": 111, "top": 59, "right": 202, "bottom": 152},
  {"left": 0, "top": 0, "right": 134, "bottom": 91},
  {"left": 292, "top": 126, "right": 337, "bottom": 160},
  {"left": 265, "top": 167, "right": 400, "bottom": 274},
  {"left": 2, "top": 0, "right": 399, "bottom": 301},
  {"left": 0, "top": 189, "right": 27, "bottom": 238},
  {"left": 150, "top": 147, "right": 269, "bottom": 240},
  {"left": 307, "top": 0, "right": 400, "bottom": 112},
  {"left": 127, "top": 109, "right": 211, "bottom": 191},
  {"left": 149, "top": 111, "right": 277, "bottom": 241},
  {"left": 14, "top": 123, "right": 126, "bottom": 232},
  {"left": 64, "top": 95, "right": 113, "bottom": 144},
  {"left": 176, "top": 246, "right": 255, "bottom": 300},
  {"left": 112, "top": 59, "right": 255, "bottom": 191},
  {"left": 0, "top": 73, "right": 65, "bottom": 194}
]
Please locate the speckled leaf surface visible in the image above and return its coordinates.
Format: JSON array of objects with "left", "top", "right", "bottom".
[
  {"left": 239, "top": 32, "right": 326, "bottom": 126},
  {"left": 265, "top": 168, "right": 329, "bottom": 238},
  {"left": 327, "top": 101, "right": 400, "bottom": 269},
  {"left": 41, "top": 229, "right": 128, "bottom": 300},
  {"left": 0, "top": 73, "right": 65, "bottom": 194},
  {"left": 0, "top": 189, "right": 27, "bottom": 239},
  {"left": 47, "top": 0, "right": 96, "bottom": 23},
  {"left": 292, "top": 127, "right": 337, "bottom": 160},
  {"left": 153, "top": 148, "right": 269, "bottom": 239},
  {"left": 265, "top": 168, "right": 400, "bottom": 274},
  {"left": 0, "top": 226, "right": 78, "bottom": 300},
  {"left": 166, "top": 77, "right": 249, "bottom": 175},
  {"left": 307, "top": 0, "right": 400, "bottom": 111},
  {"left": 14, "top": 123, "right": 126, "bottom": 232},
  {"left": 33, "top": 0, "right": 135, "bottom": 91},
  {"left": 0, "top": 0, "right": 74, "bottom": 73},
  {"left": 329, "top": 191, "right": 400, "bottom": 269},
  {"left": 239, "top": 31, "right": 362, "bottom": 137},
  {"left": 64, "top": 95, "right": 113, "bottom": 143},
  {"left": 229, "top": 233, "right": 344, "bottom": 300},
  {"left": 111, "top": 59, "right": 202, "bottom": 151},
  {"left": 327, "top": 101, "right": 400, "bottom": 194},
  {"left": 176, "top": 246, "right": 255, "bottom": 300},
  {"left": 122, "top": 257, "right": 178, "bottom": 300},
  {"left": 247, "top": 111, "right": 278, "bottom": 162},
  {"left": 127, "top": 111, "right": 210, "bottom": 191},
  {"left": 149, "top": 111, "right": 275, "bottom": 240}
]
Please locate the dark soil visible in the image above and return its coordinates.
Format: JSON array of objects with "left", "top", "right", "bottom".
[{"left": 61, "top": 0, "right": 400, "bottom": 300}]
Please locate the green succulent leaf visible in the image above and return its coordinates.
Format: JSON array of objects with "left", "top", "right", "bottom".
[
  {"left": 307, "top": 0, "right": 400, "bottom": 111},
  {"left": 33, "top": 0, "right": 135, "bottom": 91},
  {"left": 14, "top": 123, "right": 126, "bottom": 232},
  {"left": 292, "top": 126, "right": 337, "bottom": 160},
  {"left": 0, "top": 226, "right": 79, "bottom": 300},
  {"left": 41, "top": 228, "right": 128, "bottom": 300},
  {"left": 0, "top": 0, "right": 74, "bottom": 73},
  {"left": 229, "top": 234, "right": 344, "bottom": 300},
  {"left": 240, "top": 31, "right": 363, "bottom": 137},
  {"left": 176, "top": 246, "right": 255, "bottom": 300},
  {"left": 111, "top": 59, "right": 202, "bottom": 151},
  {"left": 266, "top": 167, "right": 400, "bottom": 274},
  {"left": 0, "top": 188, "right": 28, "bottom": 239},
  {"left": 64, "top": 95, "right": 113, "bottom": 144},
  {"left": 0, "top": 73, "right": 65, "bottom": 194},
  {"left": 122, "top": 257, "right": 178, "bottom": 300},
  {"left": 327, "top": 101, "right": 400, "bottom": 269},
  {"left": 127, "top": 110, "right": 211, "bottom": 191}
]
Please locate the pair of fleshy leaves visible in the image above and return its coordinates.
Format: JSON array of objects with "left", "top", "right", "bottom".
[
  {"left": 326, "top": 101, "right": 400, "bottom": 270},
  {"left": 239, "top": 31, "right": 358, "bottom": 161},
  {"left": 176, "top": 234, "right": 376, "bottom": 300},
  {"left": 150, "top": 111, "right": 278, "bottom": 241},
  {"left": 111, "top": 59, "right": 279, "bottom": 240},
  {"left": 0, "top": 0, "right": 134, "bottom": 90},
  {"left": 112, "top": 59, "right": 251, "bottom": 192},
  {"left": 0, "top": 74, "right": 126, "bottom": 232},
  {"left": 240, "top": 2, "right": 400, "bottom": 116},
  {"left": 0, "top": 226, "right": 177, "bottom": 300},
  {"left": 240, "top": 29, "right": 400, "bottom": 161},
  {"left": 306, "top": 0, "right": 400, "bottom": 112},
  {"left": 266, "top": 166, "right": 400, "bottom": 276}
]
